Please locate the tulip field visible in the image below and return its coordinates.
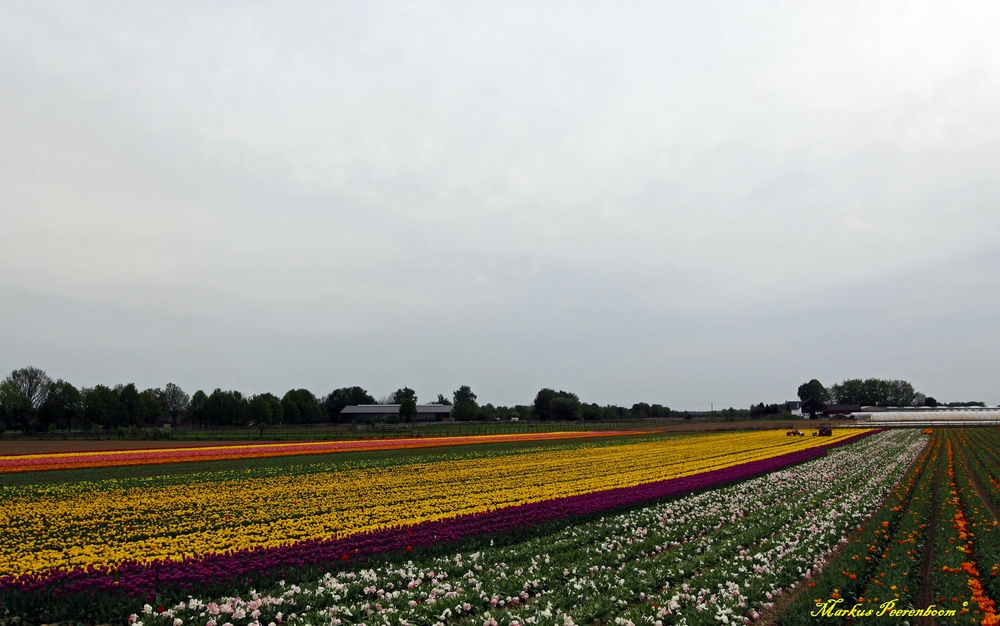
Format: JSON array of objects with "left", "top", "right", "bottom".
[
  {"left": 0, "top": 431, "right": 637, "bottom": 474},
  {"left": 3, "top": 428, "right": 1000, "bottom": 625},
  {"left": 778, "top": 428, "right": 1000, "bottom": 626}
]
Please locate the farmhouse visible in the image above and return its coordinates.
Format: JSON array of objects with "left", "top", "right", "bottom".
[{"left": 340, "top": 404, "right": 454, "bottom": 422}]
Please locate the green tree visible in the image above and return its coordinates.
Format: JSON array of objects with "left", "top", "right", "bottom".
[
  {"left": 322, "top": 387, "right": 376, "bottom": 422},
  {"left": 2, "top": 366, "right": 52, "bottom": 410},
  {"left": 649, "top": 404, "right": 670, "bottom": 417},
  {"left": 453, "top": 386, "right": 477, "bottom": 405},
  {"left": 829, "top": 379, "right": 864, "bottom": 404},
  {"left": 205, "top": 389, "right": 247, "bottom": 426},
  {"left": 631, "top": 402, "right": 651, "bottom": 418},
  {"left": 262, "top": 393, "right": 284, "bottom": 424},
  {"left": 188, "top": 390, "right": 208, "bottom": 426},
  {"left": 140, "top": 388, "right": 169, "bottom": 426},
  {"left": 452, "top": 385, "right": 479, "bottom": 421},
  {"left": 534, "top": 389, "right": 580, "bottom": 421},
  {"left": 434, "top": 393, "right": 452, "bottom": 405},
  {"left": 38, "top": 380, "right": 83, "bottom": 431},
  {"left": 399, "top": 398, "right": 417, "bottom": 423},
  {"left": 829, "top": 378, "right": 917, "bottom": 407},
  {"left": 0, "top": 382, "right": 30, "bottom": 432},
  {"left": 551, "top": 395, "right": 582, "bottom": 421},
  {"left": 281, "top": 389, "right": 322, "bottom": 424},
  {"left": 248, "top": 394, "right": 274, "bottom": 428},
  {"left": 886, "top": 380, "right": 916, "bottom": 407},
  {"left": 1, "top": 366, "right": 53, "bottom": 432},
  {"left": 479, "top": 404, "right": 497, "bottom": 421},
  {"left": 453, "top": 401, "right": 480, "bottom": 421},
  {"left": 282, "top": 396, "right": 301, "bottom": 423},
  {"left": 796, "top": 379, "right": 830, "bottom": 404},
  {"left": 392, "top": 387, "right": 417, "bottom": 404},
  {"left": 164, "top": 383, "right": 190, "bottom": 424},
  {"left": 582, "top": 403, "right": 602, "bottom": 421},
  {"left": 602, "top": 405, "right": 625, "bottom": 420},
  {"left": 533, "top": 389, "right": 556, "bottom": 421},
  {"left": 82, "top": 385, "right": 123, "bottom": 430},
  {"left": 114, "top": 384, "right": 144, "bottom": 427}
]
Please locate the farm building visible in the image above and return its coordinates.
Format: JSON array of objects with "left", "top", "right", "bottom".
[
  {"left": 339, "top": 404, "right": 453, "bottom": 422},
  {"left": 855, "top": 407, "right": 1000, "bottom": 427}
]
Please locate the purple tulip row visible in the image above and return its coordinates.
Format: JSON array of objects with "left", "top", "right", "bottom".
[{"left": 1, "top": 431, "right": 874, "bottom": 604}]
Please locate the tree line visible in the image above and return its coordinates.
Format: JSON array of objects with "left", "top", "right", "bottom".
[
  {"left": 0, "top": 366, "right": 700, "bottom": 434},
  {"left": 0, "top": 366, "right": 396, "bottom": 434},
  {"left": 796, "top": 377, "right": 982, "bottom": 408}
]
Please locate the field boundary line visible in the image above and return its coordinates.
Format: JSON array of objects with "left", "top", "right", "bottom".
[
  {"left": 959, "top": 441, "right": 1000, "bottom": 524},
  {"left": 915, "top": 434, "right": 941, "bottom": 626}
]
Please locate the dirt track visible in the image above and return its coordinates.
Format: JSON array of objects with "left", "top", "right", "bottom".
[
  {"left": 0, "top": 419, "right": 827, "bottom": 456},
  {"left": 0, "top": 439, "right": 249, "bottom": 455}
]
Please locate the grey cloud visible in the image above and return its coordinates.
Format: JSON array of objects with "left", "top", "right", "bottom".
[{"left": 2, "top": 1, "right": 999, "bottom": 407}]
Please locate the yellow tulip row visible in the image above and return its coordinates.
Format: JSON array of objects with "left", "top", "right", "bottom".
[{"left": 0, "top": 430, "right": 864, "bottom": 576}]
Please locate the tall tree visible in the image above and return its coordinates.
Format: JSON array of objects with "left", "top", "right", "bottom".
[
  {"left": 322, "top": 387, "right": 375, "bottom": 422},
  {"left": 533, "top": 389, "right": 580, "bottom": 421},
  {"left": 533, "top": 388, "right": 557, "bottom": 421},
  {"left": 796, "top": 379, "right": 830, "bottom": 404},
  {"left": 281, "top": 389, "right": 322, "bottom": 424},
  {"left": 2, "top": 366, "right": 52, "bottom": 411},
  {"left": 434, "top": 393, "right": 452, "bottom": 405},
  {"left": 452, "top": 385, "right": 479, "bottom": 421},
  {"left": 164, "top": 383, "right": 191, "bottom": 423},
  {"left": 829, "top": 378, "right": 918, "bottom": 407},
  {"left": 453, "top": 401, "right": 480, "bottom": 421},
  {"left": 247, "top": 394, "right": 274, "bottom": 426},
  {"left": 453, "top": 386, "right": 477, "bottom": 405},
  {"left": 551, "top": 396, "right": 582, "bottom": 421},
  {"left": 392, "top": 387, "right": 417, "bottom": 404},
  {"left": 1, "top": 366, "right": 52, "bottom": 431},
  {"left": 631, "top": 402, "right": 652, "bottom": 418},
  {"left": 829, "top": 379, "right": 865, "bottom": 404},
  {"left": 886, "top": 380, "right": 917, "bottom": 407},
  {"left": 0, "top": 383, "right": 30, "bottom": 432},
  {"left": 38, "top": 380, "right": 83, "bottom": 431},
  {"left": 82, "top": 385, "right": 123, "bottom": 429},
  {"left": 582, "top": 403, "right": 602, "bottom": 421},
  {"left": 399, "top": 397, "right": 418, "bottom": 423},
  {"left": 114, "top": 384, "right": 146, "bottom": 427},
  {"left": 204, "top": 389, "right": 247, "bottom": 426},
  {"left": 188, "top": 390, "right": 208, "bottom": 426},
  {"left": 140, "top": 388, "right": 169, "bottom": 426},
  {"left": 257, "top": 392, "right": 284, "bottom": 424}
]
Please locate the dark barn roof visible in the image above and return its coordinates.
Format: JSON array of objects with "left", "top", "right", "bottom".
[{"left": 340, "top": 404, "right": 453, "bottom": 420}]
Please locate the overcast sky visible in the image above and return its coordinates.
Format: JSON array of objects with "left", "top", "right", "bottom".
[{"left": 2, "top": 2, "right": 999, "bottom": 408}]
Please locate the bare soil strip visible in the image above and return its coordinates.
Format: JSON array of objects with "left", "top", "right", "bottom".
[
  {"left": 960, "top": 444, "right": 1000, "bottom": 523},
  {"left": 0, "top": 439, "right": 244, "bottom": 455},
  {"left": 915, "top": 449, "right": 940, "bottom": 626}
]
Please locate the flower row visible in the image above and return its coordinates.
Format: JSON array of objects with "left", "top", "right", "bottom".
[
  {"left": 125, "top": 429, "right": 918, "bottom": 626},
  {"left": 1, "top": 431, "right": 871, "bottom": 622},
  {"left": 0, "top": 431, "right": 860, "bottom": 577},
  {"left": 0, "top": 431, "right": 630, "bottom": 473}
]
